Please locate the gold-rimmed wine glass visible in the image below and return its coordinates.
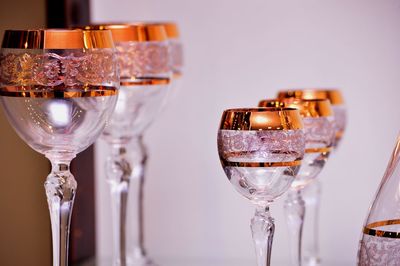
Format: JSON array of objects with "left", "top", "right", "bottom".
[
  {"left": 259, "top": 99, "right": 335, "bottom": 266},
  {"left": 80, "top": 23, "right": 172, "bottom": 266},
  {"left": 217, "top": 108, "right": 306, "bottom": 266},
  {"left": 0, "top": 29, "right": 119, "bottom": 266},
  {"left": 277, "top": 89, "right": 347, "bottom": 265}
]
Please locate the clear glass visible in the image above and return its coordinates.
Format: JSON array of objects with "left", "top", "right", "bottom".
[
  {"left": 102, "top": 83, "right": 169, "bottom": 266},
  {"left": 302, "top": 105, "right": 347, "bottom": 266},
  {"left": 218, "top": 129, "right": 305, "bottom": 266},
  {"left": 0, "top": 47, "right": 118, "bottom": 266},
  {"left": 357, "top": 135, "right": 400, "bottom": 265},
  {"left": 284, "top": 116, "right": 335, "bottom": 266},
  {"left": 102, "top": 38, "right": 174, "bottom": 266}
]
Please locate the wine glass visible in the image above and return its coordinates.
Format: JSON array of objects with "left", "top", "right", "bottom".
[
  {"left": 277, "top": 89, "right": 347, "bottom": 265},
  {"left": 160, "top": 22, "right": 183, "bottom": 78},
  {"left": 217, "top": 108, "right": 306, "bottom": 266},
  {"left": 81, "top": 23, "right": 171, "bottom": 266},
  {"left": 259, "top": 99, "right": 335, "bottom": 266},
  {"left": 0, "top": 29, "right": 119, "bottom": 266}
]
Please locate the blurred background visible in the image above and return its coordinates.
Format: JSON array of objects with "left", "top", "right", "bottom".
[{"left": 2, "top": 0, "right": 400, "bottom": 265}]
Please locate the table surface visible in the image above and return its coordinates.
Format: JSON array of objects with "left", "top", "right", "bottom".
[{"left": 77, "top": 258, "right": 353, "bottom": 266}]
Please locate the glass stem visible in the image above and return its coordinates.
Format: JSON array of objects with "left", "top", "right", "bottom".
[
  {"left": 250, "top": 205, "right": 275, "bottom": 266},
  {"left": 284, "top": 189, "right": 306, "bottom": 266},
  {"left": 107, "top": 136, "right": 147, "bottom": 266},
  {"left": 44, "top": 158, "right": 77, "bottom": 266},
  {"left": 303, "top": 180, "right": 321, "bottom": 266}
]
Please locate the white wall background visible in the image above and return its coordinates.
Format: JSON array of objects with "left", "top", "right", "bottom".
[{"left": 91, "top": 0, "right": 400, "bottom": 264}]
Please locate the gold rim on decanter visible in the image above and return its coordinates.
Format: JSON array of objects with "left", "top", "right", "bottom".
[
  {"left": 277, "top": 89, "right": 344, "bottom": 106},
  {"left": 363, "top": 219, "right": 400, "bottom": 238},
  {"left": 219, "top": 107, "right": 304, "bottom": 131}
]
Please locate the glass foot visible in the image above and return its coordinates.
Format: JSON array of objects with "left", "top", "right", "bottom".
[
  {"left": 126, "top": 256, "right": 158, "bottom": 266},
  {"left": 303, "top": 257, "right": 321, "bottom": 266}
]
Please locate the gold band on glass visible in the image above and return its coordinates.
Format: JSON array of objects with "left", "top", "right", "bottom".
[
  {"left": 258, "top": 99, "right": 333, "bottom": 118},
  {"left": 0, "top": 85, "right": 117, "bottom": 98},
  {"left": 2, "top": 29, "right": 114, "bottom": 49},
  {"left": 79, "top": 24, "right": 168, "bottom": 42},
  {"left": 120, "top": 77, "right": 170, "bottom": 86},
  {"left": 305, "top": 147, "right": 332, "bottom": 153},
  {"left": 219, "top": 108, "right": 304, "bottom": 131},
  {"left": 363, "top": 219, "right": 400, "bottom": 238},
  {"left": 277, "top": 89, "right": 344, "bottom": 105},
  {"left": 220, "top": 159, "right": 302, "bottom": 168}
]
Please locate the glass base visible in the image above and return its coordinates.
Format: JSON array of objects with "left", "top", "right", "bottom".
[
  {"left": 126, "top": 256, "right": 158, "bottom": 266},
  {"left": 303, "top": 257, "right": 321, "bottom": 266}
]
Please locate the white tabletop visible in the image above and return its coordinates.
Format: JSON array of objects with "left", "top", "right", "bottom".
[{"left": 77, "top": 258, "right": 352, "bottom": 266}]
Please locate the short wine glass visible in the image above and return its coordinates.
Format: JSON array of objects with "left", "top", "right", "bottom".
[
  {"left": 259, "top": 99, "right": 335, "bottom": 266},
  {"left": 0, "top": 29, "right": 119, "bottom": 266},
  {"left": 217, "top": 108, "right": 306, "bottom": 266},
  {"left": 277, "top": 89, "right": 347, "bottom": 265},
  {"left": 81, "top": 23, "right": 171, "bottom": 266}
]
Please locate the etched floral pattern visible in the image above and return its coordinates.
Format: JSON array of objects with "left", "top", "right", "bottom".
[
  {"left": 116, "top": 41, "right": 170, "bottom": 79},
  {"left": 218, "top": 130, "right": 305, "bottom": 163},
  {"left": 303, "top": 116, "right": 335, "bottom": 150},
  {"left": 332, "top": 105, "right": 347, "bottom": 147},
  {"left": 0, "top": 49, "right": 118, "bottom": 87},
  {"left": 169, "top": 39, "right": 183, "bottom": 74},
  {"left": 359, "top": 234, "right": 400, "bottom": 266}
]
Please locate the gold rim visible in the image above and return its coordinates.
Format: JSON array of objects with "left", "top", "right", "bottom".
[
  {"left": 145, "top": 22, "right": 180, "bottom": 39},
  {"left": 220, "top": 159, "right": 302, "bottom": 168},
  {"left": 277, "top": 89, "right": 344, "bottom": 105},
  {"left": 2, "top": 29, "right": 114, "bottom": 49},
  {"left": 0, "top": 85, "right": 117, "bottom": 98},
  {"left": 79, "top": 24, "right": 167, "bottom": 42},
  {"left": 258, "top": 98, "right": 333, "bottom": 118},
  {"left": 219, "top": 107, "right": 304, "bottom": 131},
  {"left": 363, "top": 219, "right": 400, "bottom": 238}
]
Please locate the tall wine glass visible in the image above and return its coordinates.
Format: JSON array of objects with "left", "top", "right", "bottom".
[
  {"left": 161, "top": 22, "right": 183, "bottom": 78},
  {"left": 146, "top": 22, "right": 183, "bottom": 106},
  {"left": 217, "top": 108, "right": 306, "bottom": 266},
  {"left": 82, "top": 24, "right": 171, "bottom": 266},
  {"left": 0, "top": 29, "right": 119, "bottom": 266},
  {"left": 277, "top": 89, "right": 347, "bottom": 265},
  {"left": 259, "top": 99, "right": 335, "bottom": 266}
]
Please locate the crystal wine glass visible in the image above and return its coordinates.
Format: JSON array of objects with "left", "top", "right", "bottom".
[
  {"left": 0, "top": 29, "right": 119, "bottom": 266},
  {"left": 277, "top": 89, "right": 347, "bottom": 265},
  {"left": 146, "top": 22, "right": 183, "bottom": 106},
  {"left": 82, "top": 23, "right": 172, "bottom": 266},
  {"left": 217, "top": 108, "right": 306, "bottom": 266},
  {"left": 259, "top": 99, "right": 335, "bottom": 266}
]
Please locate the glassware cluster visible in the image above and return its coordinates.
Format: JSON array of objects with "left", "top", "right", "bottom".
[
  {"left": 0, "top": 22, "right": 183, "bottom": 266},
  {"left": 217, "top": 89, "right": 346, "bottom": 266},
  {"left": 0, "top": 23, "right": 356, "bottom": 266}
]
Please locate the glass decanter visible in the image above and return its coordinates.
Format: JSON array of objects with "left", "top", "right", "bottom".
[
  {"left": 83, "top": 23, "right": 172, "bottom": 266},
  {"left": 358, "top": 135, "right": 400, "bottom": 265},
  {"left": 217, "top": 107, "right": 306, "bottom": 266},
  {"left": 0, "top": 29, "right": 119, "bottom": 266},
  {"left": 278, "top": 89, "right": 347, "bottom": 265},
  {"left": 259, "top": 99, "right": 335, "bottom": 266}
]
